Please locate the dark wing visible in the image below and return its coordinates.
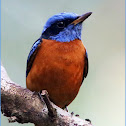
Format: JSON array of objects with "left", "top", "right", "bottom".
[
  {"left": 26, "top": 39, "right": 42, "bottom": 77},
  {"left": 82, "top": 51, "right": 89, "bottom": 83}
]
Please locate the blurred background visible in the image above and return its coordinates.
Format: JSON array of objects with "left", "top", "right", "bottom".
[{"left": 1, "top": 0, "right": 125, "bottom": 126}]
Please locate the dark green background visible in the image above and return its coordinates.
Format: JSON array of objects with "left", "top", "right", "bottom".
[{"left": 1, "top": 0, "right": 125, "bottom": 126}]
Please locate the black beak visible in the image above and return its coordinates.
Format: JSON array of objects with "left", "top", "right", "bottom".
[{"left": 71, "top": 12, "right": 92, "bottom": 25}]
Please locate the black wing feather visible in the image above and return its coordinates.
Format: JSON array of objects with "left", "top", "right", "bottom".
[{"left": 82, "top": 51, "right": 89, "bottom": 83}]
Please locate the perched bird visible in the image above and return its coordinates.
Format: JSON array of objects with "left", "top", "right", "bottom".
[{"left": 26, "top": 12, "right": 92, "bottom": 108}]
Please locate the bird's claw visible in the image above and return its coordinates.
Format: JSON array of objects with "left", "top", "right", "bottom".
[
  {"left": 85, "top": 119, "right": 91, "bottom": 123},
  {"left": 71, "top": 112, "right": 79, "bottom": 117},
  {"left": 32, "top": 91, "right": 38, "bottom": 95}
]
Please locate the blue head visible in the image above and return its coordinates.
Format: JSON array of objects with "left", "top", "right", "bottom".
[{"left": 41, "top": 12, "right": 92, "bottom": 42}]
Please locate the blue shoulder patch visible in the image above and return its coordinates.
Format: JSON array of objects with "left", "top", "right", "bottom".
[
  {"left": 26, "top": 39, "right": 42, "bottom": 77},
  {"left": 86, "top": 51, "right": 88, "bottom": 58},
  {"left": 27, "top": 39, "right": 41, "bottom": 62}
]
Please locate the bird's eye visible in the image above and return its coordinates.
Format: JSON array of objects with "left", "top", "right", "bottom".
[{"left": 57, "top": 22, "right": 65, "bottom": 28}]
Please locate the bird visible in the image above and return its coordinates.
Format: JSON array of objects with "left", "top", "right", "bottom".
[{"left": 26, "top": 12, "right": 92, "bottom": 109}]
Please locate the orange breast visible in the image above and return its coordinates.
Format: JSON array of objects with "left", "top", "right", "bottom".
[{"left": 26, "top": 39, "right": 86, "bottom": 108}]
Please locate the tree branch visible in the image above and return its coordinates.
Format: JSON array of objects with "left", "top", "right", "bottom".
[{"left": 1, "top": 65, "right": 93, "bottom": 126}]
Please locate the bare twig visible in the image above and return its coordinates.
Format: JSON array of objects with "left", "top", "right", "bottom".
[{"left": 1, "top": 65, "right": 93, "bottom": 126}]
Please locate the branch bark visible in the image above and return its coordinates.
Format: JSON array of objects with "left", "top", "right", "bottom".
[{"left": 1, "top": 65, "right": 93, "bottom": 126}]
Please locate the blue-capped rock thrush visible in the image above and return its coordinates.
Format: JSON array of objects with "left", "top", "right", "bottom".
[{"left": 26, "top": 12, "right": 92, "bottom": 108}]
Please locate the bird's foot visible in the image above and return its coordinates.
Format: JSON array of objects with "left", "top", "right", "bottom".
[
  {"left": 71, "top": 112, "right": 79, "bottom": 117},
  {"left": 32, "top": 91, "right": 45, "bottom": 103},
  {"left": 32, "top": 91, "right": 38, "bottom": 95},
  {"left": 85, "top": 119, "right": 91, "bottom": 123},
  {"left": 41, "top": 90, "right": 57, "bottom": 119},
  {"left": 63, "top": 106, "right": 80, "bottom": 117},
  {"left": 38, "top": 91, "right": 45, "bottom": 103},
  {"left": 33, "top": 90, "right": 57, "bottom": 121},
  {"left": 71, "top": 112, "right": 74, "bottom": 116},
  {"left": 75, "top": 114, "right": 79, "bottom": 117},
  {"left": 64, "top": 106, "right": 69, "bottom": 112}
]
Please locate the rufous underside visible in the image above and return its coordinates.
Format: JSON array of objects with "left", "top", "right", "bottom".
[{"left": 26, "top": 39, "right": 86, "bottom": 108}]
